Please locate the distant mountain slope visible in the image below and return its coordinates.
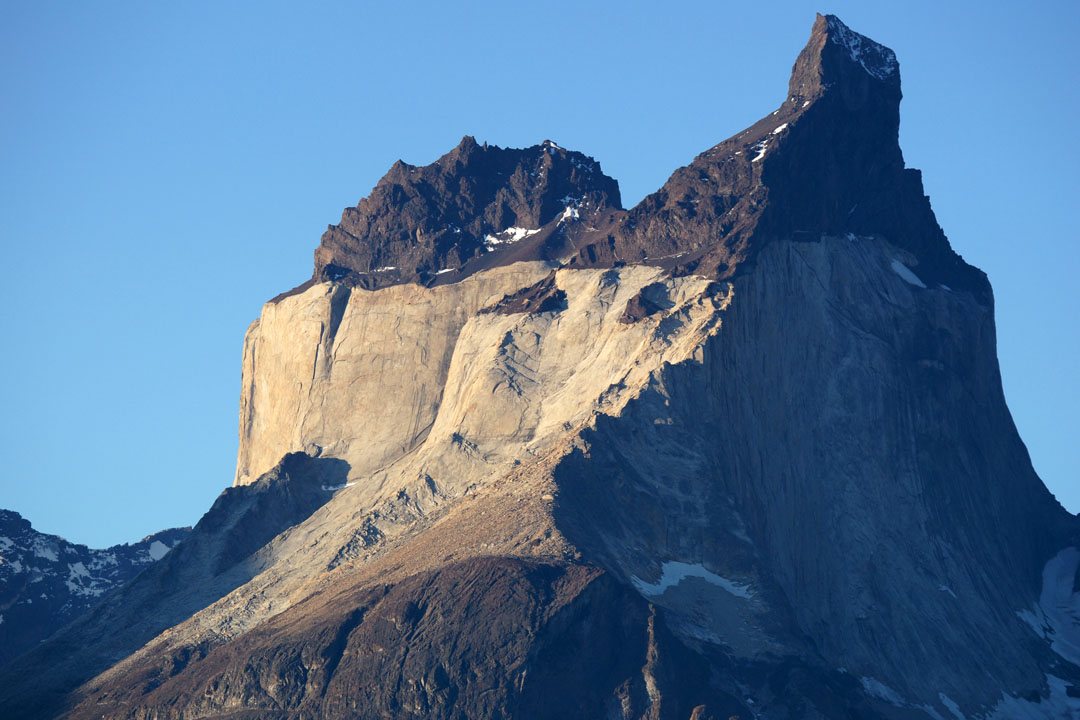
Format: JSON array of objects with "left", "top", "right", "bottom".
[{"left": 0, "top": 509, "right": 189, "bottom": 666}]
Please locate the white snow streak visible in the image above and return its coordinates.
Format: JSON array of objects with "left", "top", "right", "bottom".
[
  {"left": 321, "top": 482, "right": 358, "bottom": 491},
  {"left": 483, "top": 227, "right": 540, "bottom": 249},
  {"left": 890, "top": 259, "right": 926, "bottom": 288},
  {"left": 827, "top": 16, "right": 898, "bottom": 80},
  {"left": 631, "top": 561, "right": 753, "bottom": 599},
  {"left": 750, "top": 141, "right": 768, "bottom": 163},
  {"left": 860, "top": 676, "right": 905, "bottom": 706},
  {"left": 1018, "top": 547, "right": 1080, "bottom": 666},
  {"left": 938, "top": 584, "right": 957, "bottom": 599}
]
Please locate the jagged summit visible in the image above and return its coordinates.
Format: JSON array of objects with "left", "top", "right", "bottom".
[
  {"left": 823, "top": 14, "right": 898, "bottom": 80},
  {"left": 297, "top": 14, "right": 986, "bottom": 306},
  {"left": 309, "top": 136, "right": 621, "bottom": 291},
  {"left": 789, "top": 13, "right": 900, "bottom": 100},
  {"left": 590, "top": 13, "right": 985, "bottom": 298}
]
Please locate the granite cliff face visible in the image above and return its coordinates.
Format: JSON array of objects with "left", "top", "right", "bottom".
[{"left": 2, "top": 14, "right": 1079, "bottom": 720}]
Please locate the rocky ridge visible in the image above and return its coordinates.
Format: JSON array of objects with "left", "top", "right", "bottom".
[
  {"left": 0, "top": 509, "right": 189, "bottom": 667},
  {"left": 309, "top": 137, "right": 622, "bottom": 292},
  {"left": 1, "top": 14, "right": 1078, "bottom": 720}
]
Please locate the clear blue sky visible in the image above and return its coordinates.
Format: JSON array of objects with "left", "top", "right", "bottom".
[{"left": 1, "top": 1, "right": 1076, "bottom": 548}]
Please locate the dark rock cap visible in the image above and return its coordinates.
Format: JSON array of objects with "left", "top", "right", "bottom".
[
  {"left": 310, "top": 137, "right": 621, "bottom": 291},
  {"left": 288, "top": 14, "right": 986, "bottom": 303}
]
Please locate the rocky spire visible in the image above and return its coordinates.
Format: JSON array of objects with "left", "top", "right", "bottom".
[
  {"left": 788, "top": 14, "right": 901, "bottom": 102},
  {"left": 586, "top": 13, "right": 988, "bottom": 299}
]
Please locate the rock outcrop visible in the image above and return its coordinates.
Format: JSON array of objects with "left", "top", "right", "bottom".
[{"left": 2, "top": 14, "right": 1078, "bottom": 720}]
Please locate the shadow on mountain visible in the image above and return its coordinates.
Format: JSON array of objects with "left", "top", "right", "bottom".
[
  {"left": 0, "top": 452, "right": 348, "bottom": 720},
  {"left": 60, "top": 557, "right": 750, "bottom": 720}
]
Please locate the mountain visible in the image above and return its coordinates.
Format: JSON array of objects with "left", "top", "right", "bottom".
[
  {"left": 0, "top": 509, "right": 189, "bottom": 667},
  {"left": 2, "top": 13, "right": 1078, "bottom": 720}
]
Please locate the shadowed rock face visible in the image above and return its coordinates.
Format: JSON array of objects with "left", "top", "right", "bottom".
[
  {"left": 0, "top": 512, "right": 189, "bottom": 668},
  {"left": 3, "top": 13, "right": 1079, "bottom": 720}
]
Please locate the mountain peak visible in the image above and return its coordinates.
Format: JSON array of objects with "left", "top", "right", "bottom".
[
  {"left": 308, "top": 139, "right": 621, "bottom": 291},
  {"left": 789, "top": 13, "right": 901, "bottom": 102},
  {"left": 822, "top": 14, "right": 898, "bottom": 80}
]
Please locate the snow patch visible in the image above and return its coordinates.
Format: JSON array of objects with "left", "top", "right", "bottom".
[
  {"left": 984, "top": 674, "right": 1080, "bottom": 719},
  {"left": 33, "top": 541, "right": 58, "bottom": 562},
  {"left": 559, "top": 205, "right": 580, "bottom": 222},
  {"left": 435, "top": 268, "right": 454, "bottom": 275},
  {"left": 772, "top": 123, "right": 788, "bottom": 134},
  {"left": 65, "top": 561, "right": 105, "bottom": 597},
  {"left": 321, "top": 482, "right": 358, "bottom": 491},
  {"left": 2, "top": 558, "right": 24, "bottom": 573},
  {"left": 860, "top": 676, "right": 905, "bottom": 706},
  {"left": 1019, "top": 547, "right": 1080, "bottom": 667},
  {"left": 89, "top": 551, "right": 118, "bottom": 569},
  {"left": 939, "top": 693, "right": 965, "bottom": 719},
  {"left": 484, "top": 226, "right": 540, "bottom": 249},
  {"left": 147, "top": 540, "right": 171, "bottom": 561},
  {"left": 631, "top": 561, "right": 753, "bottom": 599},
  {"left": 890, "top": 259, "right": 926, "bottom": 288},
  {"left": 750, "top": 140, "right": 768, "bottom": 163},
  {"left": 374, "top": 266, "right": 397, "bottom": 272},
  {"left": 826, "top": 16, "right": 898, "bottom": 81}
]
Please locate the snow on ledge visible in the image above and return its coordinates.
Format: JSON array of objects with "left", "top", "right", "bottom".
[
  {"left": 890, "top": 259, "right": 926, "bottom": 288},
  {"left": 750, "top": 140, "right": 768, "bottom": 163},
  {"left": 147, "top": 540, "right": 171, "bottom": 561},
  {"left": 483, "top": 226, "right": 540, "bottom": 249},
  {"left": 1018, "top": 547, "right": 1080, "bottom": 666},
  {"left": 985, "top": 674, "right": 1080, "bottom": 719},
  {"left": 631, "top": 561, "right": 753, "bottom": 599},
  {"left": 826, "top": 15, "right": 898, "bottom": 81}
]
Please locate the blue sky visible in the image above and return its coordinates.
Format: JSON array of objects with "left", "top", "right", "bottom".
[{"left": 1, "top": 1, "right": 1076, "bottom": 547}]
